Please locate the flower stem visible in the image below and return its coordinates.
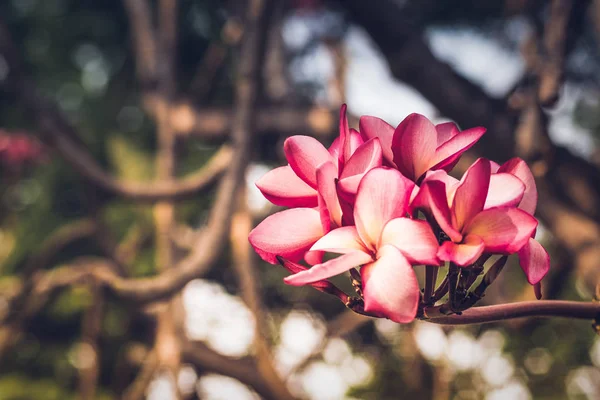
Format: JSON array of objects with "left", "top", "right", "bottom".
[
  {"left": 423, "top": 265, "right": 439, "bottom": 305},
  {"left": 421, "top": 300, "right": 600, "bottom": 325}
]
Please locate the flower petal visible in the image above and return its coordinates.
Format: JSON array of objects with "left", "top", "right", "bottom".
[
  {"left": 317, "top": 161, "right": 342, "bottom": 228},
  {"left": 452, "top": 158, "right": 490, "bottom": 231},
  {"left": 284, "top": 135, "right": 332, "bottom": 188},
  {"left": 354, "top": 168, "right": 415, "bottom": 250},
  {"left": 361, "top": 245, "right": 420, "bottom": 323},
  {"left": 248, "top": 208, "right": 323, "bottom": 264},
  {"left": 339, "top": 104, "right": 350, "bottom": 168},
  {"left": 430, "top": 126, "right": 486, "bottom": 171},
  {"left": 256, "top": 165, "right": 317, "bottom": 207},
  {"left": 345, "top": 129, "right": 364, "bottom": 162},
  {"left": 337, "top": 174, "right": 363, "bottom": 201},
  {"left": 392, "top": 113, "right": 438, "bottom": 181},
  {"left": 337, "top": 137, "right": 383, "bottom": 199},
  {"left": 340, "top": 138, "right": 383, "bottom": 179},
  {"left": 276, "top": 256, "right": 335, "bottom": 292},
  {"left": 435, "top": 122, "right": 459, "bottom": 145},
  {"left": 498, "top": 158, "right": 538, "bottom": 215},
  {"left": 464, "top": 207, "right": 538, "bottom": 254},
  {"left": 380, "top": 218, "right": 440, "bottom": 265},
  {"left": 410, "top": 180, "right": 462, "bottom": 242},
  {"left": 485, "top": 172, "right": 525, "bottom": 210},
  {"left": 284, "top": 251, "right": 372, "bottom": 286},
  {"left": 518, "top": 237, "right": 550, "bottom": 285},
  {"left": 437, "top": 235, "right": 485, "bottom": 266},
  {"left": 359, "top": 115, "right": 396, "bottom": 165},
  {"left": 310, "top": 226, "right": 369, "bottom": 254}
]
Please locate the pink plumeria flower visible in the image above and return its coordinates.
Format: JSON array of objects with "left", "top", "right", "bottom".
[
  {"left": 491, "top": 158, "right": 550, "bottom": 286},
  {"left": 249, "top": 106, "right": 383, "bottom": 265},
  {"left": 360, "top": 113, "right": 485, "bottom": 182},
  {"left": 411, "top": 158, "right": 537, "bottom": 266},
  {"left": 284, "top": 168, "right": 440, "bottom": 323},
  {"left": 256, "top": 105, "right": 382, "bottom": 207}
]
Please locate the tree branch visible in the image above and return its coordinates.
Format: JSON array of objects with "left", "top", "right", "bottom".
[
  {"left": 423, "top": 300, "right": 600, "bottom": 325},
  {"left": 181, "top": 340, "right": 278, "bottom": 400},
  {"left": 122, "top": 0, "right": 158, "bottom": 87}
]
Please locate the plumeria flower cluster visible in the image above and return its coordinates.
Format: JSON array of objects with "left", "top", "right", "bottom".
[{"left": 248, "top": 105, "right": 550, "bottom": 324}]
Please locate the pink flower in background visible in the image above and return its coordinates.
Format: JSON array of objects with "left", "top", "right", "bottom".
[
  {"left": 412, "top": 158, "right": 537, "bottom": 266},
  {"left": 0, "top": 130, "right": 45, "bottom": 168},
  {"left": 284, "top": 168, "right": 439, "bottom": 323},
  {"left": 360, "top": 113, "right": 485, "bottom": 181}
]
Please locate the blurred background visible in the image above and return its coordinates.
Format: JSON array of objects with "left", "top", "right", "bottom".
[{"left": 0, "top": 0, "right": 600, "bottom": 399}]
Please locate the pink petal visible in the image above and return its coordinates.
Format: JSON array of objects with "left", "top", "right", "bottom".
[
  {"left": 359, "top": 116, "right": 396, "bottom": 165},
  {"left": 276, "top": 256, "right": 335, "bottom": 292},
  {"left": 452, "top": 158, "right": 490, "bottom": 231},
  {"left": 248, "top": 208, "right": 323, "bottom": 264},
  {"left": 284, "top": 251, "right": 372, "bottom": 286},
  {"left": 410, "top": 180, "right": 462, "bottom": 242},
  {"left": 437, "top": 235, "right": 485, "bottom": 266},
  {"left": 284, "top": 136, "right": 333, "bottom": 188},
  {"left": 340, "top": 138, "right": 383, "bottom": 179},
  {"left": 485, "top": 173, "right": 525, "bottom": 210},
  {"left": 337, "top": 174, "right": 363, "bottom": 201},
  {"left": 464, "top": 207, "right": 538, "bottom": 254},
  {"left": 256, "top": 165, "right": 317, "bottom": 208},
  {"left": 498, "top": 158, "right": 538, "bottom": 215},
  {"left": 379, "top": 218, "right": 440, "bottom": 265},
  {"left": 361, "top": 245, "right": 420, "bottom": 323},
  {"left": 392, "top": 113, "right": 438, "bottom": 181},
  {"left": 430, "top": 126, "right": 486, "bottom": 171},
  {"left": 345, "top": 128, "right": 364, "bottom": 162},
  {"left": 339, "top": 104, "right": 350, "bottom": 162},
  {"left": 304, "top": 250, "right": 323, "bottom": 266},
  {"left": 310, "top": 226, "right": 369, "bottom": 254},
  {"left": 354, "top": 168, "right": 415, "bottom": 250},
  {"left": 317, "top": 161, "right": 343, "bottom": 228},
  {"left": 435, "top": 122, "right": 459, "bottom": 145},
  {"left": 337, "top": 138, "right": 383, "bottom": 198},
  {"left": 327, "top": 136, "right": 341, "bottom": 168},
  {"left": 421, "top": 170, "right": 460, "bottom": 207},
  {"left": 490, "top": 160, "right": 501, "bottom": 173},
  {"left": 518, "top": 237, "right": 550, "bottom": 285}
]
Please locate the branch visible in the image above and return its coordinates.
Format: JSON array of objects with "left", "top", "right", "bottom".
[
  {"left": 0, "top": 22, "right": 231, "bottom": 202},
  {"left": 181, "top": 340, "right": 278, "bottom": 400},
  {"left": 122, "top": 350, "right": 159, "bottom": 400},
  {"left": 170, "top": 104, "right": 344, "bottom": 139},
  {"left": 423, "top": 300, "right": 600, "bottom": 325},
  {"left": 77, "top": 285, "right": 104, "bottom": 400},
  {"left": 122, "top": 0, "right": 158, "bottom": 86}
]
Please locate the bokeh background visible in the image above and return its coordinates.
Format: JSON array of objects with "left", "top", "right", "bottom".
[{"left": 1, "top": 0, "right": 600, "bottom": 399}]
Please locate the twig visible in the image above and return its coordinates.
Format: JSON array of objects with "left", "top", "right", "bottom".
[
  {"left": 423, "top": 265, "right": 438, "bottom": 306},
  {"left": 423, "top": 300, "right": 600, "bottom": 325},
  {"left": 170, "top": 105, "right": 346, "bottom": 139},
  {"left": 181, "top": 340, "right": 279, "bottom": 400},
  {"left": 538, "top": 0, "right": 572, "bottom": 105},
  {"left": 122, "top": 350, "right": 159, "bottom": 400},
  {"left": 77, "top": 284, "right": 104, "bottom": 400},
  {"left": 122, "top": 0, "right": 158, "bottom": 87}
]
